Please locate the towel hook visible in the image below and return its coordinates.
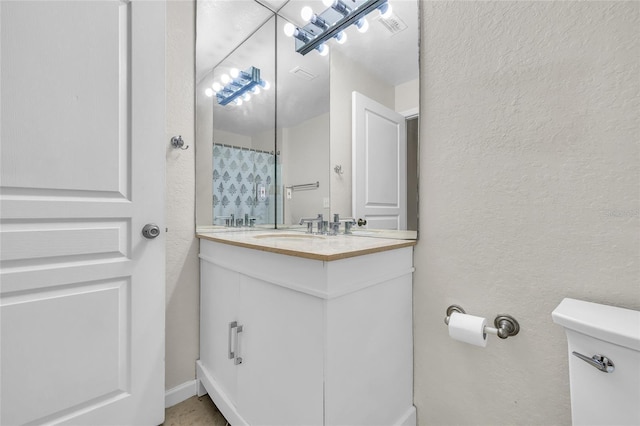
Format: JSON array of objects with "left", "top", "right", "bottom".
[{"left": 171, "top": 135, "right": 189, "bottom": 150}]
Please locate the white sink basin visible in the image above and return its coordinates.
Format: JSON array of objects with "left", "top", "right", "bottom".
[
  {"left": 252, "top": 233, "right": 325, "bottom": 241},
  {"left": 350, "top": 230, "right": 378, "bottom": 235}
]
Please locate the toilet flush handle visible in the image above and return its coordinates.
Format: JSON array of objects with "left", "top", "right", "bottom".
[{"left": 572, "top": 352, "right": 615, "bottom": 373}]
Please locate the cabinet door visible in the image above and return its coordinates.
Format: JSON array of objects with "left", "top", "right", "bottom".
[
  {"left": 325, "top": 275, "right": 414, "bottom": 426},
  {"left": 237, "top": 275, "right": 324, "bottom": 426},
  {"left": 200, "top": 261, "right": 240, "bottom": 405}
]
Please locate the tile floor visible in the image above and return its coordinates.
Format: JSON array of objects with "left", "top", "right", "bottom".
[{"left": 163, "top": 395, "right": 228, "bottom": 426}]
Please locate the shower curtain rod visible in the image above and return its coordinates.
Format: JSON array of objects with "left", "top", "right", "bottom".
[{"left": 213, "top": 142, "right": 277, "bottom": 155}]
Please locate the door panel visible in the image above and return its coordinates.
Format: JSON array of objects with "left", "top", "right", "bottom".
[
  {"left": 1, "top": 220, "right": 128, "bottom": 262},
  {"left": 1, "top": 279, "right": 130, "bottom": 425},
  {"left": 352, "top": 91, "right": 407, "bottom": 230},
  {"left": 1, "top": 1, "right": 128, "bottom": 194},
  {"left": 0, "top": 1, "right": 165, "bottom": 425}
]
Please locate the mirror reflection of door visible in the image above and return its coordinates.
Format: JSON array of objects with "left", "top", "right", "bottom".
[
  {"left": 327, "top": 1, "right": 419, "bottom": 234},
  {"left": 352, "top": 91, "right": 407, "bottom": 230}
]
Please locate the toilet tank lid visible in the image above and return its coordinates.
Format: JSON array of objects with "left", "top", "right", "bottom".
[{"left": 552, "top": 298, "right": 640, "bottom": 351}]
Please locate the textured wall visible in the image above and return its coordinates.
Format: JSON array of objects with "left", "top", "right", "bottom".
[
  {"left": 165, "top": 0, "right": 199, "bottom": 391},
  {"left": 414, "top": 2, "right": 639, "bottom": 425}
]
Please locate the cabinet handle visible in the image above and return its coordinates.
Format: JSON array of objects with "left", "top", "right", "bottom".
[
  {"left": 228, "top": 321, "right": 237, "bottom": 359},
  {"left": 228, "top": 321, "right": 244, "bottom": 365},
  {"left": 234, "top": 324, "right": 244, "bottom": 365}
]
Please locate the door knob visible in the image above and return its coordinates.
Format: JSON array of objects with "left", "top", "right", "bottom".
[
  {"left": 142, "top": 223, "right": 160, "bottom": 239},
  {"left": 357, "top": 218, "right": 367, "bottom": 226}
]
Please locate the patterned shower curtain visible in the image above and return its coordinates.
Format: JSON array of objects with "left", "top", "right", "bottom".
[{"left": 213, "top": 143, "right": 276, "bottom": 225}]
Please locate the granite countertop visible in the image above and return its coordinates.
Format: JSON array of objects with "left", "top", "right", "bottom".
[{"left": 196, "top": 229, "right": 416, "bottom": 261}]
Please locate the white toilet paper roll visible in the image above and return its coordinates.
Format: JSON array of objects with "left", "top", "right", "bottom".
[{"left": 448, "top": 312, "right": 488, "bottom": 347}]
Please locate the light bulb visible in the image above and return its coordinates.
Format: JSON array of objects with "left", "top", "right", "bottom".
[
  {"left": 262, "top": 80, "right": 270, "bottom": 90},
  {"left": 379, "top": 3, "right": 392, "bottom": 19},
  {"left": 356, "top": 17, "right": 369, "bottom": 33},
  {"left": 221, "top": 74, "right": 230, "bottom": 84},
  {"left": 212, "top": 82, "right": 222, "bottom": 92},
  {"left": 283, "top": 22, "right": 296, "bottom": 37},
  {"left": 327, "top": 0, "right": 350, "bottom": 16},
  {"left": 242, "top": 93, "right": 251, "bottom": 101},
  {"left": 235, "top": 98, "right": 243, "bottom": 106},
  {"left": 335, "top": 31, "right": 347, "bottom": 44},
  {"left": 252, "top": 85, "right": 261, "bottom": 94},
  {"left": 230, "top": 68, "right": 239, "bottom": 78},
  {"left": 205, "top": 88, "right": 214, "bottom": 97},
  {"left": 301, "top": 6, "right": 314, "bottom": 22},
  {"left": 317, "top": 43, "right": 329, "bottom": 56}
]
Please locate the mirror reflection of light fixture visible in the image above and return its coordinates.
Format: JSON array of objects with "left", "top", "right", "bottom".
[
  {"left": 355, "top": 17, "right": 369, "bottom": 33},
  {"left": 378, "top": 2, "right": 393, "bottom": 19},
  {"left": 284, "top": 0, "right": 391, "bottom": 55},
  {"left": 206, "top": 66, "right": 270, "bottom": 106}
]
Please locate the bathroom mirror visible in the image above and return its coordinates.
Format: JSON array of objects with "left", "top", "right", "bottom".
[
  {"left": 195, "top": 2, "right": 278, "bottom": 228},
  {"left": 196, "top": 0, "right": 419, "bottom": 237},
  {"left": 275, "top": 11, "right": 331, "bottom": 225}
]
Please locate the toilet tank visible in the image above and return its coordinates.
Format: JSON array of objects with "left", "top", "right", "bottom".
[{"left": 552, "top": 298, "right": 640, "bottom": 426}]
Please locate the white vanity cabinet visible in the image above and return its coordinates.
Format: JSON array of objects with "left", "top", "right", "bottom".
[
  {"left": 197, "top": 236, "right": 416, "bottom": 426},
  {"left": 199, "top": 260, "right": 324, "bottom": 425}
]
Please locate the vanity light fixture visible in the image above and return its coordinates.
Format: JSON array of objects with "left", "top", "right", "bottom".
[
  {"left": 284, "top": 0, "right": 392, "bottom": 56},
  {"left": 205, "top": 66, "right": 270, "bottom": 106}
]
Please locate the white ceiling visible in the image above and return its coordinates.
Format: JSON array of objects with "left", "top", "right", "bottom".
[{"left": 196, "top": 0, "right": 419, "bottom": 136}]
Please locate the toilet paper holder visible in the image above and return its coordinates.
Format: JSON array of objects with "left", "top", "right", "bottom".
[{"left": 444, "top": 305, "right": 520, "bottom": 339}]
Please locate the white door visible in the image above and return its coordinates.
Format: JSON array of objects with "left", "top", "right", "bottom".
[
  {"left": 0, "top": 1, "right": 165, "bottom": 425},
  {"left": 352, "top": 92, "right": 407, "bottom": 230}
]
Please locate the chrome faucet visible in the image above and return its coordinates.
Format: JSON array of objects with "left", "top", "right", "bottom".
[
  {"left": 332, "top": 215, "right": 356, "bottom": 234},
  {"left": 216, "top": 214, "right": 235, "bottom": 227},
  {"left": 329, "top": 214, "right": 342, "bottom": 235},
  {"left": 217, "top": 213, "right": 256, "bottom": 228},
  {"left": 340, "top": 217, "right": 357, "bottom": 234},
  {"left": 300, "top": 213, "right": 356, "bottom": 235},
  {"left": 299, "top": 214, "right": 324, "bottom": 234}
]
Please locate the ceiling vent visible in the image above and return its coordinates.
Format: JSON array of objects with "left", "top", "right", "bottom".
[
  {"left": 289, "top": 66, "right": 317, "bottom": 81},
  {"left": 376, "top": 13, "right": 407, "bottom": 36}
]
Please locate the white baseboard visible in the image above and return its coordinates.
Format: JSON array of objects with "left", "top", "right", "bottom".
[
  {"left": 396, "top": 405, "right": 417, "bottom": 426},
  {"left": 165, "top": 379, "right": 198, "bottom": 408}
]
